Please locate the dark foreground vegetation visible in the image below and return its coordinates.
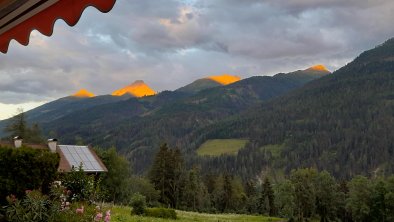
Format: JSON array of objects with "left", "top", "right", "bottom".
[{"left": 1, "top": 143, "right": 393, "bottom": 222}]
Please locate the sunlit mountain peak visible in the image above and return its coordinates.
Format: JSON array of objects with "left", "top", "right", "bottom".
[
  {"left": 206, "top": 74, "right": 241, "bottom": 85},
  {"left": 307, "top": 64, "right": 330, "bottom": 72},
  {"left": 111, "top": 80, "right": 156, "bottom": 97},
  {"left": 72, "top": 89, "right": 95, "bottom": 98}
]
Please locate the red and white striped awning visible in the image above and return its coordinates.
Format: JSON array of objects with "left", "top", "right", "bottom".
[{"left": 0, "top": 0, "right": 116, "bottom": 53}]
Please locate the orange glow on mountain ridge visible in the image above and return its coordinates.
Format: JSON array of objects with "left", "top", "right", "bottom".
[
  {"left": 308, "top": 64, "right": 329, "bottom": 72},
  {"left": 111, "top": 80, "right": 156, "bottom": 97},
  {"left": 72, "top": 89, "right": 95, "bottom": 98},
  {"left": 206, "top": 74, "right": 241, "bottom": 85}
]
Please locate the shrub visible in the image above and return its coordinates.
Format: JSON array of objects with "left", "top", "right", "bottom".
[
  {"left": 54, "top": 203, "right": 98, "bottom": 222},
  {"left": 130, "top": 193, "right": 146, "bottom": 215},
  {"left": 0, "top": 146, "right": 59, "bottom": 205},
  {"left": 61, "top": 164, "right": 96, "bottom": 202},
  {"left": 144, "top": 207, "right": 177, "bottom": 219},
  {"left": 5, "top": 190, "right": 56, "bottom": 222}
]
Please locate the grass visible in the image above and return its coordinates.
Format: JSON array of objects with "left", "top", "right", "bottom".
[
  {"left": 111, "top": 206, "right": 284, "bottom": 222},
  {"left": 196, "top": 139, "right": 248, "bottom": 156}
]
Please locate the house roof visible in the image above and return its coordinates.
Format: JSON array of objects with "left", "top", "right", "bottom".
[
  {"left": 0, "top": 140, "right": 107, "bottom": 173},
  {"left": 0, "top": 0, "right": 117, "bottom": 53},
  {"left": 57, "top": 145, "right": 108, "bottom": 173}
]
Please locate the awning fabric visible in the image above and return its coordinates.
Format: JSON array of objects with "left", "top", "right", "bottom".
[{"left": 0, "top": 0, "right": 116, "bottom": 53}]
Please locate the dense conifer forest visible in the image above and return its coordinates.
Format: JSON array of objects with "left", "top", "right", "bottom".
[{"left": 190, "top": 38, "right": 394, "bottom": 179}]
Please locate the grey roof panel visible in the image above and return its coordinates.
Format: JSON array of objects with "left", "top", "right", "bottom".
[{"left": 58, "top": 145, "right": 106, "bottom": 172}]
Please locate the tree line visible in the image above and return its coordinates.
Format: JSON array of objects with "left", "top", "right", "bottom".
[{"left": 149, "top": 143, "right": 394, "bottom": 222}]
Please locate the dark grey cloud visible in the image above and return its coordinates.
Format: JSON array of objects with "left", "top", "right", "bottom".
[{"left": 0, "top": 0, "right": 394, "bottom": 106}]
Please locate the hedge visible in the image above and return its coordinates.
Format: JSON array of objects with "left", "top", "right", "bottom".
[
  {"left": 144, "top": 207, "right": 177, "bottom": 219},
  {"left": 0, "top": 145, "right": 59, "bottom": 205}
]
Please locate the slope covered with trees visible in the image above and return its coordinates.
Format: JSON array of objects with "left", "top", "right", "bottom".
[
  {"left": 32, "top": 69, "right": 327, "bottom": 173},
  {"left": 194, "top": 38, "right": 394, "bottom": 179}
]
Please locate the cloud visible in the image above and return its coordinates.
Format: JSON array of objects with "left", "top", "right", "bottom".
[{"left": 0, "top": 0, "right": 394, "bottom": 107}]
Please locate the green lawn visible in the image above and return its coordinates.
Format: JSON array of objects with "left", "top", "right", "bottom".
[
  {"left": 196, "top": 139, "right": 248, "bottom": 156},
  {"left": 112, "top": 206, "right": 284, "bottom": 222}
]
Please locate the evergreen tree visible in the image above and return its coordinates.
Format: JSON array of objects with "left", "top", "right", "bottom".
[
  {"left": 4, "top": 109, "right": 44, "bottom": 143},
  {"left": 245, "top": 180, "right": 259, "bottom": 214},
  {"left": 337, "top": 181, "right": 352, "bottom": 222},
  {"left": 183, "top": 167, "right": 210, "bottom": 211},
  {"left": 149, "top": 143, "right": 185, "bottom": 208},
  {"left": 346, "top": 176, "right": 372, "bottom": 222},
  {"left": 274, "top": 179, "right": 295, "bottom": 219},
  {"left": 5, "top": 108, "right": 27, "bottom": 139},
  {"left": 290, "top": 168, "right": 318, "bottom": 221},
  {"left": 260, "top": 177, "right": 275, "bottom": 216},
  {"left": 222, "top": 174, "right": 233, "bottom": 212},
  {"left": 315, "top": 171, "right": 339, "bottom": 222},
  {"left": 97, "top": 147, "right": 132, "bottom": 204}
]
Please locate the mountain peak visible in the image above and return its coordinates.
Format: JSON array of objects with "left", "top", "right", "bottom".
[
  {"left": 111, "top": 80, "right": 156, "bottom": 97},
  {"left": 206, "top": 74, "right": 241, "bottom": 85},
  {"left": 72, "top": 89, "right": 95, "bottom": 98},
  {"left": 307, "top": 64, "right": 330, "bottom": 72}
]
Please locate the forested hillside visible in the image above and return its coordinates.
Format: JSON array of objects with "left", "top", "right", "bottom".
[
  {"left": 22, "top": 68, "right": 327, "bottom": 173},
  {"left": 193, "top": 38, "right": 394, "bottom": 179},
  {"left": 0, "top": 95, "right": 131, "bottom": 138}
]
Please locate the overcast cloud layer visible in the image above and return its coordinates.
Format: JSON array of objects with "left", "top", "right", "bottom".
[{"left": 1, "top": 0, "right": 394, "bottom": 118}]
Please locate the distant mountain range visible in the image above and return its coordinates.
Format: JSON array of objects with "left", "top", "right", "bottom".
[
  {"left": 177, "top": 74, "right": 241, "bottom": 93},
  {"left": 0, "top": 65, "right": 331, "bottom": 175},
  {"left": 190, "top": 38, "right": 394, "bottom": 179},
  {"left": 2, "top": 38, "right": 392, "bottom": 180}
]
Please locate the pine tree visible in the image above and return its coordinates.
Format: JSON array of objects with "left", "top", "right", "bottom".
[
  {"left": 5, "top": 108, "right": 27, "bottom": 139},
  {"left": 260, "top": 177, "right": 275, "bottom": 216},
  {"left": 223, "top": 174, "right": 233, "bottom": 212},
  {"left": 149, "top": 143, "right": 185, "bottom": 208},
  {"left": 4, "top": 108, "right": 44, "bottom": 143}
]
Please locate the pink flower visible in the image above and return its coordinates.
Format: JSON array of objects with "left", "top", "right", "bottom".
[
  {"left": 25, "top": 190, "right": 32, "bottom": 194},
  {"left": 105, "top": 210, "right": 111, "bottom": 222},
  {"left": 76, "top": 206, "right": 84, "bottom": 214},
  {"left": 94, "top": 212, "right": 103, "bottom": 221}
]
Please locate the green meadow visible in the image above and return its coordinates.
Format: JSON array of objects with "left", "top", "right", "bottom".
[
  {"left": 112, "top": 206, "right": 283, "bottom": 222},
  {"left": 196, "top": 139, "right": 248, "bottom": 156}
]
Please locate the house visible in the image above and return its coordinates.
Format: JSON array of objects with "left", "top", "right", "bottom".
[{"left": 0, "top": 137, "right": 107, "bottom": 173}]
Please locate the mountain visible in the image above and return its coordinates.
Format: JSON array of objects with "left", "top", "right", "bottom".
[
  {"left": 177, "top": 74, "right": 241, "bottom": 93},
  {"left": 0, "top": 95, "right": 132, "bottom": 138},
  {"left": 191, "top": 38, "right": 394, "bottom": 179},
  {"left": 111, "top": 80, "right": 156, "bottom": 97},
  {"left": 72, "top": 89, "right": 95, "bottom": 98},
  {"left": 0, "top": 66, "right": 329, "bottom": 175},
  {"left": 306, "top": 64, "right": 330, "bottom": 72},
  {"left": 33, "top": 67, "right": 329, "bottom": 173},
  {"left": 207, "top": 74, "right": 241, "bottom": 85}
]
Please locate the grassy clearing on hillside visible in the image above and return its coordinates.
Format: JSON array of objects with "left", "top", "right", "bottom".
[
  {"left": 196, "top": 139, "right": 248, "bottom": 156},
  {"left": 111, "top": 206, "right": 283, "bottom": 222}
]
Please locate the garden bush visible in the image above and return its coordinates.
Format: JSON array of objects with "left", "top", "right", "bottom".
[
  {"left": 5, "top": 190, "right": 56, "bottom": 222},
  {"left": 0, "top": 146, "right": 59, "bottom": 205},
  {"left": 130, "top": 193, "right": 146, "bottom": 215},
  {"left": 144, "top": 207, "right": 177, "bottom": 219},
  {"left": 61, "top": 164, "right": 96, "bottom": 202}
]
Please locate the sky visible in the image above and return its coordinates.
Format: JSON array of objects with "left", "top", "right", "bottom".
[{"left": 1, "top": 0, "right": 394, "bottom": 120}]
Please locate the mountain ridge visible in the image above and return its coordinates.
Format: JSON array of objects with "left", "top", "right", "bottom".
[
  {"left": 188, "top": 38, "right": 394, "bottom": 179},
  {"left": 111, "top": 80, "right": 156, "bottom": 97},
  {"left": 72, "top": 89, "right": 95, "bottom": 98}
]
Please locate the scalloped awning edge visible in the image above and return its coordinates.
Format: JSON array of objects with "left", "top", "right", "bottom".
[{"left": 0, "top": 0, "right": 117, "bottom": 53}]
